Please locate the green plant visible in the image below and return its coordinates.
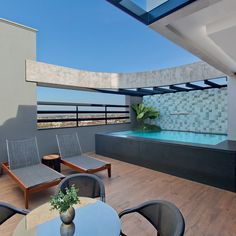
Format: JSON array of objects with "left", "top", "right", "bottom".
[
  {"left": 132, "top": 103, "right": 160, "bottom": 121},
  {"left": 131, "top": 103, "right": 161, "bottom": 131},
  {"left": 50, "top": 185, "right": 80, "bottom": 213}
]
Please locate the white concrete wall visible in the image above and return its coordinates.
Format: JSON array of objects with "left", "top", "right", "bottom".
[
  {"left": 0, "top": 20, "right": 37, "bottom": 127},
  {"left": 0, "top": 19, "right": 37, "bottom": 164},
  {"left": 228, "top": 77, "right": 236, "bottom": 140}
]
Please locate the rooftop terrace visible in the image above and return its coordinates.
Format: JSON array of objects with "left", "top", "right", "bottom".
[{"left": 1, "top": 6, "right": 236, "bottom": 235}]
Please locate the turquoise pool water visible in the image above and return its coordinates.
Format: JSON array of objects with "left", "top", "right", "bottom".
[{"left": 111, "top": 130, "right": 227, "bottom": 145}]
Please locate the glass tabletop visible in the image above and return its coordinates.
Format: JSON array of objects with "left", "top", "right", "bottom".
[{"left": 13, "top": 199, "right": 121, "bottom": 236}]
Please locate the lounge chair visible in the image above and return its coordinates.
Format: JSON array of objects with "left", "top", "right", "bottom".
[
  {"left": 0, "top": 202, "right": 29, "bottom": 225},
  {"left": 2, "top": 137, "right": 64, "bottom": 209},
  {"left": 56, "top": 133, "right": 111, "bottom": 177},
  {"left": 57, "top": 173, "right": 106, "bottom": 202},
  {"left": 119, "top": 200, "right": 185, "bottom": 236}
]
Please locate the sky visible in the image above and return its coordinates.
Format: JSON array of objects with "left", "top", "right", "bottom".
[{"left": 0, "top": 0, "right": 199, "bottom": 104}]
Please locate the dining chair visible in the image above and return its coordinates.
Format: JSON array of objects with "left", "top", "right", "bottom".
[
  {"left": 119, "top": 200, "right": 185, "bottom": 236},
  {"left": 0, "top": 202, "right": 29, "bottom": 225},
  {"left": 57, "top": 173, "right": 106, "bottom": 202}
]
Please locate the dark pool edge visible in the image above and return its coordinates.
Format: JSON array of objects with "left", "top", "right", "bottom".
[
  {"left": 99, "top": 131, "right": 236, "bottom": 153},
  {"left": 95, "top": 132, "right": 236, "bottom": 192}
]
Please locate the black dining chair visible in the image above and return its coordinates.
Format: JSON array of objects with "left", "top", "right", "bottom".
[
  {"left": 119, "top": 200, "right": 185, "bottom": 236},
  {"left": 0, "top": 202, "right": 29, "bottom": 225},
  {"left": 57, "top": 173, "right": 106, "bottom": 202}
]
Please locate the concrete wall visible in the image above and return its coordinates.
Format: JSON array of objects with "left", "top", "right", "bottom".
[
  {"left": 228, "top": 77, "right": 236, "bottom": 140},
  {"left": 0, "top": 20, "right": 37, "bottom": 166},
  {"left": 143, "top": 88, "right": 228, "bottom": 134},
  {"left": 37, "top": 123, "right": 131, "bottom": 157}
]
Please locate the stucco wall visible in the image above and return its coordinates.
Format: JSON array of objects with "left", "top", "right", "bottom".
[
  {"left": 0, "top": 20, "right": 37, "bottom": 167},
  {"left": 143, "top": 88, "right": 227, "bottom": 134}
]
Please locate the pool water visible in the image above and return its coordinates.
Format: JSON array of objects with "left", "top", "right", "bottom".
[{"left": 111, "top": 130, "right": 227, "bottom": 145}]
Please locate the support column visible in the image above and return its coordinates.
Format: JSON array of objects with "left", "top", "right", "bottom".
[
  {"left": 126, "top": 96, "right": 143, "bottom": 128},
  {"left": 227, "top": 77, "right": 236, "bottom": 140}
]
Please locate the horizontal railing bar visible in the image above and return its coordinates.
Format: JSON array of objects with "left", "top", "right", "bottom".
[
  {"left": 37, "top": 110, "right": 130, "bottom": 114},
  {"left": 37, "top": 101, "right": 129, "bottom": 108},
  {"left": 38, "top": 111, "right": 76, "bottom": 114},
  {"left": 37, "top": 116, "right": 130, "bottom": 123},
  {"left": 106, "top": 105, "right": 129, "bottom": 108}
]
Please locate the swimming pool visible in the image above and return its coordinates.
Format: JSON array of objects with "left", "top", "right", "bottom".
[{"left": 112, "top": 130, "right": 227, "bottom": 146}]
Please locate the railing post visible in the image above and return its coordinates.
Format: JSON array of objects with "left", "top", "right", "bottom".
[
  {"left": 76, "top": 105, "right": 79, "bottom": 127},
  {"left": 105, "top": 105, "right": 107, "bottom": 125}
]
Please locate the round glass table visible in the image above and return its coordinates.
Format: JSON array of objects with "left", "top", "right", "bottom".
[{"left": 13, "top": 197, "right": 121, "bottom": 236}]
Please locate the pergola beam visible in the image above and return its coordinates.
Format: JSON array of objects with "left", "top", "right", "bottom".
[
  {"left": 94, "top": 89, "right": 144, "bottom": 97},
  {"left": 92, "top": 79, "right": 227, "bottom": 97},
  {"left": 204, "top": 80, "right": 222, "bottom": 88},
  {"left": 169, "top": 85, "right": 189, "bottom": 92},
  {"left": 186, "top": 82, "right": 204, "bottom": 90},
  {"left": 153, "top": 87, "right": 172, "bottom": 93},
  {"left": 137, "top": 88, "right": 157, "bottom": 95},
  {"left": 118, "top": 89, "right": 146, "bottom": 97}
]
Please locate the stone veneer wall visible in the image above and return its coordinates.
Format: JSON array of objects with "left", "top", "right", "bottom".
[{"left": 143, "top": 88, "right": 227, "bottom": 134}]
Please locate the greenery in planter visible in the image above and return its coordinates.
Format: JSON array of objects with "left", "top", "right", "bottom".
[
  {"left": 131, "top": 103, "right": 161, "bottom": 131},
  {"left": 50, "top": 185, "right": 80, "bottom": 213}
]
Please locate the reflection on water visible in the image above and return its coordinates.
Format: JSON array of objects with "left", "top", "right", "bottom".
[
  {"left": 60, "top": 222, "right": 75, "bottom": 236},
  {"left": 112, "top": 130, "right": 228, "bottom": 145}
]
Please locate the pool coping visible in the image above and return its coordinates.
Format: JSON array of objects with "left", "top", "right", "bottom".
[{"left": 101, "top": 131, "right": 236, "bottom": 153}]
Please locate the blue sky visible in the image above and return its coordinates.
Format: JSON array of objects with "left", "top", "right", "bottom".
[{"left": 0, "top": 0, "right": 199, "bottom": 104}]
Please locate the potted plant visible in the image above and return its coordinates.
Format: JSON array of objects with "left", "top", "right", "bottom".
[
  {"left": 50, "top": 185, "right": 80, "bottom": 225},
  {"left": 131, "top": 103, "right": 161, "bottom": 131}
]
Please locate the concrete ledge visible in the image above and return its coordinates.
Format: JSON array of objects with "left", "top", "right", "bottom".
[
  {"left": 26, "top": 60, "right": 225, "bottom": 89},
  {"left": 0, "top": 18, "right": 38, "bottom": 32}
]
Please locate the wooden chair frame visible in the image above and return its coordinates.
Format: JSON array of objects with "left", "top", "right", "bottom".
[
  {"left": 2, "top": 162, "right": 62, "bottom": 209},
  {"left": 61, "top": 159, "right": 111, "bottom": 177}
]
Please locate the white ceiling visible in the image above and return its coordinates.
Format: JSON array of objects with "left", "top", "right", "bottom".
[{"left": 149, "top": 0, "right": 236, "bottom": 77}]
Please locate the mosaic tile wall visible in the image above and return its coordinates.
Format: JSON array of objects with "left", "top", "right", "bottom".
[{"left": 143, "top": 88, "right": 227, "bottom": 134}]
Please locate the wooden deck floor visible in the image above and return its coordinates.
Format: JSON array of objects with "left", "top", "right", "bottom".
[{"left": 1, "top": 153, "right": 236, "bottom": 236}]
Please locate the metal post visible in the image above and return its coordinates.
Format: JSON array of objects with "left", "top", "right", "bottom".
[
  {"left": 105, "top": 105, "right": 107, "bottom": 124},
  {"left": 76, "top": 105, "right": 79, "bottom": 127}
]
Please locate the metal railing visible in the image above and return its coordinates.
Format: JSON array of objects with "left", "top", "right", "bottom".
[{"left": 37, "top": 101, "right": 130, "bottom": 129}]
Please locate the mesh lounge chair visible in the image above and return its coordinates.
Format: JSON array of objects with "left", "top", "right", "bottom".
[
  {"left": 119, "top": 200, "right": 185, "bottom": 236},
  {"left": 0, "top": 202, "right": 29, "bottom": 225},
  {"left": 2, "top": 137, "right": 64, "bottom": 209},
  {"left": 58, "top": 173, "right": 106, "bottom": 202},
  {"left": 56, "top": 133, "right": 111, "bottom": 177}
]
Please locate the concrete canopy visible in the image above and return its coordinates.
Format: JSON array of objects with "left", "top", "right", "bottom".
[
  {"left": 26, "top": 60, "right": 225, "bottom": 89},
  {"left": 149, "top": 0, "right": 236, "bottom": 77}
]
